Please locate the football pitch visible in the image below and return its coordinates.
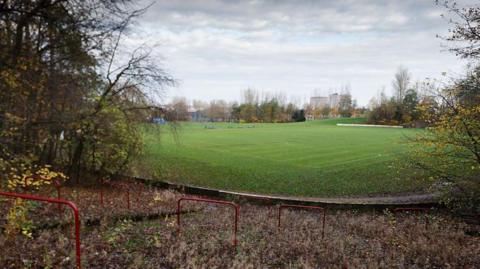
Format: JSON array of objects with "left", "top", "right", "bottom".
[{"left": 141, "top": 118, "right": 426, "bottom": 197}]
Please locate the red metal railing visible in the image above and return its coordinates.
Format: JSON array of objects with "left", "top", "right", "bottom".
[
  {"left": 176, "top": 197, "right": 240, "bottom": 247},
  {"left": 97, "top": 179, "right": 142, "bottom": 209},
  {"left": 278, "top": 204, "right": 326, "bottom": 239},
  {"left": 0, "top": 191, "right": 82, "bottom": 269}
]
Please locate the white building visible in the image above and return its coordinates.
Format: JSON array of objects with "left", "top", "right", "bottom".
[
  {"left": 329, "top": 93, "right": 341, "bottom": 108},
  {"left": 310, "top": 96, "right": 329, "bottom": 108},
  {"left": 310, "top": 93, "right": 343, "bottom": 109}
]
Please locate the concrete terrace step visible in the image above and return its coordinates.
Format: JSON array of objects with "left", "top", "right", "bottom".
[
  {"left": 223, "top": 190, "right": 439, "bottom": 206},
  {"left": 128, "top": 176, "right": 440, "bottom": 209}
]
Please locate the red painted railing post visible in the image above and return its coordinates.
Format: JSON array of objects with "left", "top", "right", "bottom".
[
  {"left": 277, "top": 205, "right": 281, "bottom": 228},
  {"left": 115, "top": 181, "right": 131, "bottom": 210},
  {"left": 136, "top": 183, "right": 143, "bottom": 203},
  {"left": 73, "top": 203, "right": 81, "bottom": 269},
  {"left": 278, "top": 204, "right": 326, "bottom": 239},
  {"left": 99, "top": 189, "right": 104, "bottom": 206},
  {"left": 99, "top": 178, "right": 105, "bottom": 207},
  {"left": 176, "top": 198, "right": 182, "bottom": 235},
  {"left": 233, "top": 205, "right": 239, "bottom": 247},
  {"left": 176, "top": 197, "right": 240, "bottom": 247},
  {"left": 0, "top": 191, "right": 82, "bottom": 269},
  {"left": 126, "top": 188, "right": 130, "bottom": 210},
  {"left": 322, "top": 208, "right": 326, "bottom": 239}
]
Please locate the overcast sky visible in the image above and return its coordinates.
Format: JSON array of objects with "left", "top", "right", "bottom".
[{"left": 130, "top": 0, "right": 473, "bottom": 106}]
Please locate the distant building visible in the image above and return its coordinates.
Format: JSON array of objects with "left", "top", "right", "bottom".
[
  {"left": 329, "top": 93, "right": 341, "bottom": 108},
  {"left": 152, "top": 117, "right": 167, "bottom": 125},
  {"left": 310, "top": 93, "right": 343, "bottom": 109},
  {"left": 310, "top": 96, "right": 329, "bottom": 109},
  {"left": 188, "top": 108, "right": 205, "bottom": 122},
  {"left": 307, "top": 92, "right": 348, "bottom": 120}
]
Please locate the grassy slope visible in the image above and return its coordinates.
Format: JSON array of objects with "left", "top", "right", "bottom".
[{"left": 141, "top": 118, "right": 425, "bottom": 197}]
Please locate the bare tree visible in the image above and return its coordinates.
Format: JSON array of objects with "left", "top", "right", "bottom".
[
  {"left": 241, "top": 88, "right": 259, "bottom": 105},
  {"left": 169, "top": 97, "right": 189, "bottom": 121},
  {"left": 392, "top": 66, "right": 411, "bottom": 103}
]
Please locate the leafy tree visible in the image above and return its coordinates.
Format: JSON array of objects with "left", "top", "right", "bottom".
[
  {"left": 402, "top": 88, "right": 420, "bottom": 125},
  {"left": 0, "top": 0, "right": 173, "bottom": 185},
  {"left": 231, "top": 102, "right": 241, "bottom": 122},
  {"left": 369, "top": 71, "right": 421, "bottom": 126},
  {"left": 405, "top": 1, "right": 480, "bottom": 213},
  {"left": 292, "top": 109, "right": 306, "bottom": 122},
  {"left": 367, "top": 89, "right": 398, "bottom": 125},
  {"left": 406, "top": 69, "right": 480, "bottom": 213}
]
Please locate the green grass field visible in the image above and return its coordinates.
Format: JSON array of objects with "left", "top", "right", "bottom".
[{"left": 141, "top": 118, "right": 426, "bottom": 197}]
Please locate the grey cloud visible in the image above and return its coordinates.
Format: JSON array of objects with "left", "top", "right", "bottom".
[
  {"left": 140, "top": 0, "right": 447, "bottom": 34},
  {"left": 129, "top": 0, "right": 473, "bottom": 105}
]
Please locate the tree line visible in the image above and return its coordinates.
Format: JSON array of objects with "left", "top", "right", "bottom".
[
  {"left": 164, "top": 73, "right": 428, "bottom": 125},
  {"left": 366, "top": 66, "right": 437, "bottom": 127},
  {"left": 165, "top": 89, "right": 306, "bottom": 123}
]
